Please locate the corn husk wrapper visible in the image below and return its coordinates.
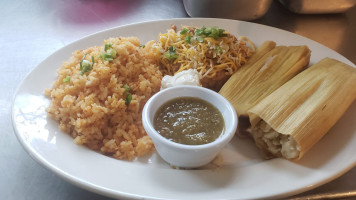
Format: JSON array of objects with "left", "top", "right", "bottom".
[
  {"left": 219, "top": 41, "right": 311, "bottom": 135},
  {"left": 248, "top": 58, "right": 356, "bottom": 160}
]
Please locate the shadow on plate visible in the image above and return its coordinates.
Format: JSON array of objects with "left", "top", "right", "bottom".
[{"left": 149, "top": 164, "right": 238, "bottom": 192}]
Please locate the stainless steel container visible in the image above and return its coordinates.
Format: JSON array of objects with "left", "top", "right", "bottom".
[
  {"left": 183, "top": 0, "right": 273, "bottom": 21},
  {"left": 279, "top": 0, "right": 356, "bottom": 14}
]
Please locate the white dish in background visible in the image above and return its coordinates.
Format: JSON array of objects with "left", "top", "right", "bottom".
[
  {"left": 12, "top": 18, "right": 356, "bottom": 199},
  {"left": 183, "top": 0, "right": 273, "bottom": 20}
]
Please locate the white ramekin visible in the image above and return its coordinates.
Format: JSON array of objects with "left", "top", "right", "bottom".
[{"left": 142, "top": 85, "right": 238, "bottom": 168}]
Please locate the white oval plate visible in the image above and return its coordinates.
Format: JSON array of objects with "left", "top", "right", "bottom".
[{"left": 12, "top": 18, "right": 356, "bottom": 200}]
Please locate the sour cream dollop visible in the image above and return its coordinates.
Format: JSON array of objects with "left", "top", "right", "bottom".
[{"left": 160, "top": 69, "right": 202, "bottom": 90}]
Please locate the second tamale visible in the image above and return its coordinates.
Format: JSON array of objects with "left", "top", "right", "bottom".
[
  {"left": 248, "top": 58, "right": 356, "bottom": 160},
  {"left": 219, "top": 41, "right": 311, "bottom": 134}
]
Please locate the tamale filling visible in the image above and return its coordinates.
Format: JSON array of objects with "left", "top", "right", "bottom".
[{"left": 249, "top": 121, "right": 300, "bottom": 159}]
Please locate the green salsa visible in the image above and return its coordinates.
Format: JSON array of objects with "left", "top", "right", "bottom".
[{"left": 153, "top": 97, "right": 224, "bottom": 145}]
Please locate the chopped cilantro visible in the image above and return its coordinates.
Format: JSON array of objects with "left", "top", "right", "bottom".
[
  {"left": 195, "top": 26, "right": 227, "bottom": 40},
  {"left": 195, "top": 27, "right": 205, "bottom": 36},
  {"left": 185, "top": 35, "right": 191, "bottom": 44},
  {"left": 180, "top": 28, "right": 188, "bottom": 35}
]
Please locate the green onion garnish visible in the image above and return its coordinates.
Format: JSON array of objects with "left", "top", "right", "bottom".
[
  {"left": 109, "top": 49, "right": 117, "bottom": 58},
  {"left": 216, "top": 46, "right": 222, "bottom": 54},
  {"left": 79, "top": 53, "right": 86, "bottom": 70},
  {"left": 123, "top": 84, "right": 132, "bottom": 106},
  {"left": 125, "top": 93, "right": 132, "bottom": 106},
  {"left": 80, "top": 60, "right": 93, "bottom": 75},
  {"left": 79, "top": 54, "right": 94, "bottom": 75},
  {"left": 164, "top": 46, "right": 179, "bottom": 61},
  {"left": 62, "top": 76, "right": 70, "bottom": 83},
  {"left": 123, "top": 84, "right": 130, "bottom": 92},
  {"left": 100, "top": 49, "right": 117, "bottom": 61},
  {"left": 139, "top": 44, "right": 145, "bottom": 48},
  {"left": 197, "top": 36, "right": 204, "bottom": 43},
  {"left": 104, "top": 43, "right": 113, "bottom": 51},
  {"left": 101, "top": 44, "right": 117, "bottom": 61}
]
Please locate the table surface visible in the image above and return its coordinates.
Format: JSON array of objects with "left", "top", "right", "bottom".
[{"left": 1, "top": 0, "right": 355, "bottom": 199}]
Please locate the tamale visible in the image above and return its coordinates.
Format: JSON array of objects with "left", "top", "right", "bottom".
[
  {"left": 219, "top": 41, "right": 311, "bottom": 135},
  {"left": 248, "top": 58, "right": 356, "bottom": 160}
]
